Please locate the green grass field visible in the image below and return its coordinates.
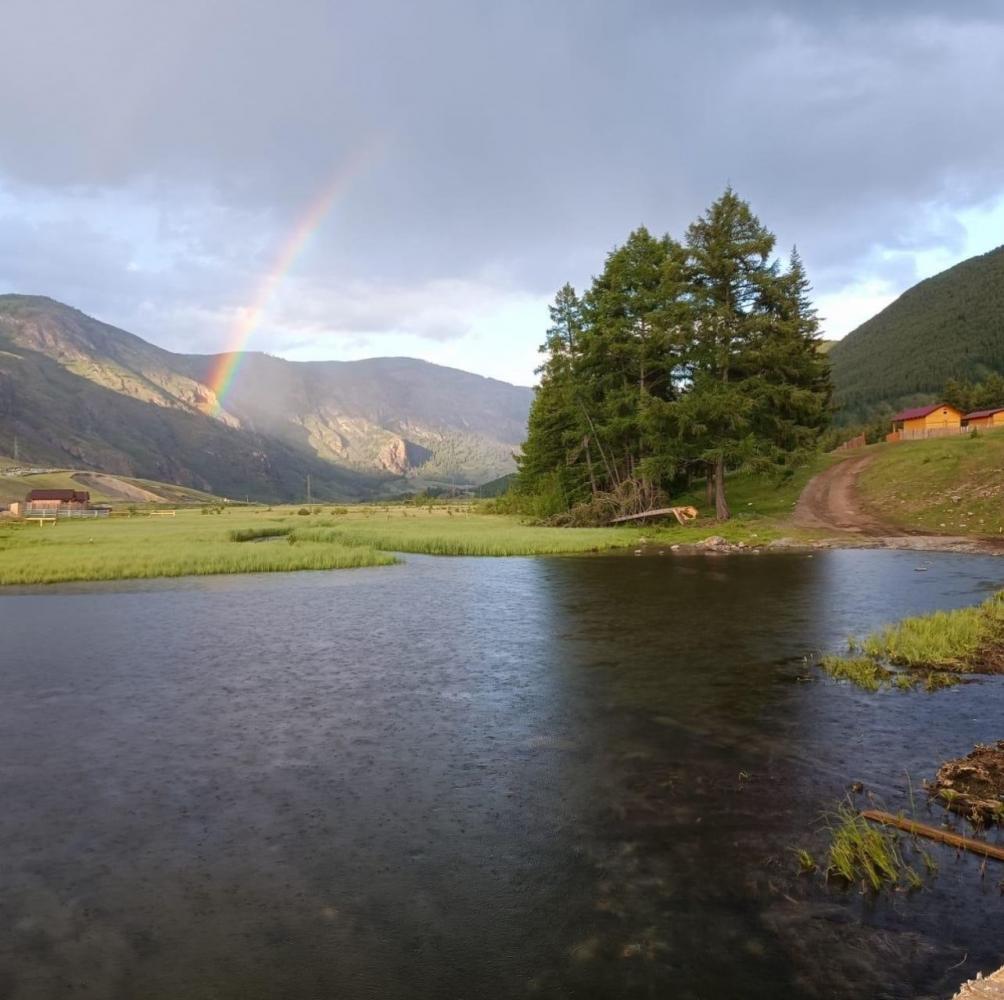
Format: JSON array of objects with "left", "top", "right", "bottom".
[
  {"left": 0, "top": 510, "right": 397, "bottom": 585},
  {"left": 0, "top": 453, "right": 843, "bottom": 586},
  {"left": 857, "top": 429, "right": 1004, "bottom": 537},
  {"left": 0, "top": 505, "right": 663, "bottom": 585}
]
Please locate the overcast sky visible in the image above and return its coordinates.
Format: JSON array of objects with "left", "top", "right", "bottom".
[{"left": 1, "top": 1, "right": 1002, "bottom": 386}]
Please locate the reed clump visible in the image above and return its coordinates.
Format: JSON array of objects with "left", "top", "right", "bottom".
[
  {"left": 861, "top": 593, "right": 1004, "bottom": 671},
  {"left": 826, "top": 804, "right": 921, "bottom": 891},
  {"left": 819, "top": 592, "right": 1004, "bottom": 691}
]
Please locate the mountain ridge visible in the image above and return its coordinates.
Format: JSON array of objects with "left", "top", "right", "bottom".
[{"left": 0, "top": 294, "right": 533, "bottom": 500}]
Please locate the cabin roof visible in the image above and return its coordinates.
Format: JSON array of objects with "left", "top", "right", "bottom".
[
  {"left": 890, "top": 403, "right": 956, "bottom": 422},
  {"left": 27, "top": 489, "right": 90, "bottom": 502},
  {"left": 963, "top": 406, "right": 1004, "bottom": 420}
]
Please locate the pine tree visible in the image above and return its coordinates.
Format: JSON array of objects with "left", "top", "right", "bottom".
[{"left": 682, "top": 192, "right": 831, "bottom": 519}]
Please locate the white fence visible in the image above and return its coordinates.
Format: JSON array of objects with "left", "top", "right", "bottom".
[{"left": 23, "top": 507, "right": 110, "bottom": 518}]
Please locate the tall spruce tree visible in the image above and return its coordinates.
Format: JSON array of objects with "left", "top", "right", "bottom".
[
  {"left": 681, "top": 189, "right": 828, "bottom": 519},
  {"left": 516, "top": 284, "right": 587, "bottom": 511}
]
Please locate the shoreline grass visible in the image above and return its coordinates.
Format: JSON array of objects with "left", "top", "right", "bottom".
[
  {"left": 0, "top": 511, "right": 398, "bottom": 585},
  {"left": 0, "top": 505, "right": 654, "bottom": 585},
  {"left": 819, "top": 592, "right": 1004, "bottom": 691}
]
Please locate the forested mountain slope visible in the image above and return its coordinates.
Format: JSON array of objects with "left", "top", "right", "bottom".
[{"left": 829, "top": 245, "right": 1004, "bottom": 422}]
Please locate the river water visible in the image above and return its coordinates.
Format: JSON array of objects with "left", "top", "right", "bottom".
[{"left": 2, "top": 549, "right": 1004, "bottom": 999}]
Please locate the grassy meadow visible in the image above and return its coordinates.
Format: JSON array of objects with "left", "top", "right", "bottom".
[
  {"left": 0, "top": 504, "right": 659, "bottom": 586},
  {"left": 0, "top": 509, "right": 397, "bottom": 586},
  {"left": 0, "top": 453, "right": 847, "bottom": 586}
]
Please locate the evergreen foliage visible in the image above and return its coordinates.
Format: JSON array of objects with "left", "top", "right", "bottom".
[
  {"left": 942, "top": 372, "right": 1004, "bottom": 414},
  {"left": 829, "top": 245, "right": 1004, "bottom": 423},
  {"left": 515, "top": 190, "right": 831, "bottom": 521}
]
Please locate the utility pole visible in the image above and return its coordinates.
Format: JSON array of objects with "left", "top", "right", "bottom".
[{"left": 13, "top": 432, "right": 18, "bottom": 462}]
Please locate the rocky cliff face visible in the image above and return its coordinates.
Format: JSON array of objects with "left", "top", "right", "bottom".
[{"left": 377, "top": 437, "right": 433, "bottom": 474}]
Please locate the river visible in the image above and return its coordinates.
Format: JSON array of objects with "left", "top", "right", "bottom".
[{"left": 2, "top": 549, "right": 1003, "bottom": 999}]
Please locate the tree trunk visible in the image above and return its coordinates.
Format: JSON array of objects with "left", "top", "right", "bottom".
[
  {"left": 705, "top": 464, "right": 714, "bottom": 508},
  {"left": 714, "top": 455, "right": 730, "bottom": 521},
  {"left": 584, "top": 439, "right": 598, "bottom": 496}
]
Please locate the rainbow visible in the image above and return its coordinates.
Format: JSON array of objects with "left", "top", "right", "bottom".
[{"left": 207, "top": 143, "right": 380, "bottom": 414}]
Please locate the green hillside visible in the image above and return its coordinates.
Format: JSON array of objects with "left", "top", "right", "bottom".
[
  {"left": 829, "top": 245, "right": 1004, "bottom": 423},
  {"left": 856, "top": 430, "right": 1004, "bottom": 537}
]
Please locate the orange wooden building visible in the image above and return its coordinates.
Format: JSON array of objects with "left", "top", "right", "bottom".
[
  {"left": 962, "top": 406, "right": 1004, "bottom": 430},
  {"left": 887, "top": 403, "right": 963, "bottom": 442}
]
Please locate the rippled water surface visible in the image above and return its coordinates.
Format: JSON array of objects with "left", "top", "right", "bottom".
[{"left": 3, "top": 549, "right": 1004, "bottom": 999}]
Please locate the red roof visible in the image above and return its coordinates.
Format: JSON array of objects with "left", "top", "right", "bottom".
[
  {"left": 27, "top": 489, "right": 90, "bottom": 502},
  {"left": 963, "top": 406, "right": 1004, "bottom": 420},
  {"left": 890, "top": 403, "right": 952, "bottom": 422}
]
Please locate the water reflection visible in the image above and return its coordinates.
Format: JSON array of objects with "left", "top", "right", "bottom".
[{"left": 1, "top": 550, "right": 1002, "bottom": 998}]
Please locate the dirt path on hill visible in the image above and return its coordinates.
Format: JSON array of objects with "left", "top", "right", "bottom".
[
  {"left": 793, "top": 454, "right": 1003, "bottom": 554},
  {"left": 793, "top": 454, "right": 891, "bottom": 535},
  {"left": 70, "top": 472, "right": 165, "bottom": 502}
]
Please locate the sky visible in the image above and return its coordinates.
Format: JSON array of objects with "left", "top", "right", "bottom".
[{"left": 0, "top": 1, "right": 1002, "bottom": 388}]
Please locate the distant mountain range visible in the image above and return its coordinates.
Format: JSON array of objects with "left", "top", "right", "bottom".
[
  {"left": 0, "top": 295, "right": 533, "bottom": 501},
  {"left": 829, "top": 245, "right": 1004, "bottom": 423}
]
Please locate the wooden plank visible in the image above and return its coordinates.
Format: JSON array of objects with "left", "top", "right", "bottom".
[
  {"left": 610, "top": 507, "right": 697, "bottom": 525},
  {"left": 861, "top": 809, "right": 1004, "bottom": 862}
]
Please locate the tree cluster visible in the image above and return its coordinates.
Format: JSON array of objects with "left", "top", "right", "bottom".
[
  {"left": 515, "top": 189, "right": 832, "bottom": 522},
  {"left": 943, "top": 373, "right": 1004, "bottom": 415}
]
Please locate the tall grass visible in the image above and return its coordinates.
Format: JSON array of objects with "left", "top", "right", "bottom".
[
  {"left": 0, "top": 505, "right": 643, "bottom": 584},
  {"left": 0, "top": 512, "right": 395, "bottom": 585},
  {"left": 826, "top": 803, "right": 920, "bottom": 891},
  {"left": 291, "top": 514, "right": 645, "bottom": 556},
  {"left": 860, "top": 593, "right": 1004, "bottom": 670},
  {"left": 229, "top": 526, "right": 293, "bottom": 542},
  {"left": 819, "top": 592, "right": 1004, "bottom": 690}
]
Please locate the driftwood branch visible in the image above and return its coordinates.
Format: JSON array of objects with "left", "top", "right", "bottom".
[{"left": 861, "top": 810, "right": 1004, "bottom": 862}]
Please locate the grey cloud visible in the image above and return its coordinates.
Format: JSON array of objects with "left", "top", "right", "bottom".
[{"left": 0, "top": 0, "right": 1001, "bottom": 352}]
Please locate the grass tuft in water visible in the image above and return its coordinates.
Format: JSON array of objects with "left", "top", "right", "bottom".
[
  {"left": 826, "top": 804, "right": 912, "bottom": 891},
  {"left": 794, "top": 848, "right": 817, "bottom": 874},
  {"left": 820, "top": 656, "right": 892, "bottom": 692}
]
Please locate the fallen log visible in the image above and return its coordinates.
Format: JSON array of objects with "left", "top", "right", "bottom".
[
  {"left": 861, "top": 809, "right": 1004, "bottom": 862},
  {"left": 610, "top": 506, "right": 699, "bottom": 525}
]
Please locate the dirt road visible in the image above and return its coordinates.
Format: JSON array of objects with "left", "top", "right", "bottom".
[
  {"left": 793, "top": 454, "right": 1000, "bottom": 554},
  {"left": 793, "top": 454, "right": 891, "bottom": 535}
]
